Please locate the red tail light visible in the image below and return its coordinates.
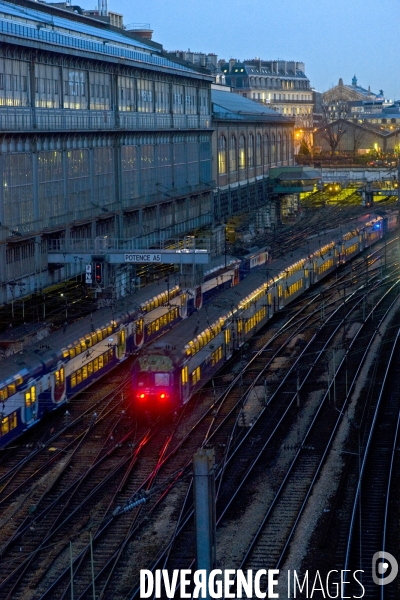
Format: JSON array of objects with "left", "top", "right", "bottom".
[
  {"left": 159, "top": 392, "right": 169, "bottom": 401},
  {"left": 137, "top": 392, "right": 146, "bottom": 401}
]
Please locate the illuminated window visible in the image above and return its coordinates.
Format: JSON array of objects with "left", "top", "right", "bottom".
[
  {"left": 239, "top": 135, "right": 246, "bottom": 169},
  {"left": 192, "top": 367, "right": 201, "bottom": 385},
  {"left": 181, "top": 366, "right": 188, "bottom": 385},
  {"left": 229, "top": 135, "right": 237, "bottom": 172},
  {"left": 218, "top": 135, "right": 227, "bottom": 174},
  {"left": 55, "top": 368, "right": 65, "bottom": 387}
]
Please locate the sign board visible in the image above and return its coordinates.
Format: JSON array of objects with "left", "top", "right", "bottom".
[
  {"left": 85, "top": 263, "right": 92, "bottom": 284},
  {"left": 125, "top": 253, "right": 162, "bottom": 263}
]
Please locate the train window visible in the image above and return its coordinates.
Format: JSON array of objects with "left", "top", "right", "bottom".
[
  {"left": 71, "top": 373, "right": 77, "bottom": 388},
  {"left": 136, "top": 320, "right": 143, "bottom": 335},
  {"left": 181, "top": 366, "right": 188, "bottom": 385},
  {"left": 108, "top": 348, "right": 113, "bottom": 360},
  {"left": 99, "top": 355, "right": 104, "bottom": 369},
  {"left": 211, "top": 346, "right": 223, "bottom": 366},
  {"left": 25, "top": 386, "right": 36, "bottom": 406},
  {"left": 88, "top": 362, "right": 93, "bottom": 376},
  {"left": 8, "top": 383, "right": 16, "bottom": 396},
  {"left": 15, "top": 375, "right": 23, "bottom": 386},
  {"left": 0, "top": 388, "right": 7, "bottom": 402},
  {"left": 69, "top": 347, "right": 76, "bottom": 359},
  {"left": 55, "top": 368, "right": 64, "bottom": 387},
  {"left": 102, "top": 328, "right": 107, "bottom": 339},
  {"left": 82, "top": 365, "right": 88, "bottom": 380},
  {"left": 192, "top": 366, "right": 201, "bottom": 385},
  {"left": 155, "top": 373, "right": 170, "bottom": 386},
  {"left": 225, "top": 329, "right": 231, "bottom": 344},
  {"left": 76, "top": 369, "right": 82, "bottom": 385},
  {"left": 91, "top": 333, "right": 98, "bottom": 345},
  {"left": 93, "top": 358, "right": 99, "bottom": 372},
  {"left": 75, "top": 344, "right": 81, "bottom": 356},
  {"left": 1, "top": 411, "right": 17, "bottom": 435},
  {"left": 63, "top": 349, "right": 69, "bottom": 359},
  {"left": 237, "top": 320, "right": 243, "bottom": 334},
  {"left": 107, "top": 326, "right": 113, "bottom": 335}
]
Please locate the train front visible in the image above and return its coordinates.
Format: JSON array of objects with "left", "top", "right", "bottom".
[{"left": 132, "top": 351, "right": 178, "bottom": 413}]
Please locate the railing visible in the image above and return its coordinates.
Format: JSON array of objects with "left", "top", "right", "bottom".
[
  {"left": 0, "top": 107, "right": 211, "bottom": 132},
  {"left": 0, "top": 16, "right": 196, "bottom": 75}
]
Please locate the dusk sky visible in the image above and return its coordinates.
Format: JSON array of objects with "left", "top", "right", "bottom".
[{"left": 83, "top": 0, "right": 398, "bottom": 99}]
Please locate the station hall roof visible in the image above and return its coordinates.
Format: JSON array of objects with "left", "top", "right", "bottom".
[
  {"left": 0, "top": 0, "right": 204, "bottom": 76},
  {"left": 212, "top": 90, "right": 292, "bottom": 122}
]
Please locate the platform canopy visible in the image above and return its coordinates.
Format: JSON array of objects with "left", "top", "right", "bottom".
[{"left": 269, "top": 166, "right": 321, "bottom": 193}]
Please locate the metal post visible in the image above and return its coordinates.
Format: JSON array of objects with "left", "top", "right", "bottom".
[
  {"left": 333, "top": 348, "right": 336, "bottom": 409},
  {"left": 193, "top": 448, "right": 216, "bottom": 598},
  {"left": 70, "top": 540, "right": 74, "bottom": 600},
  {"left": 90, "top": 530, "right": 96, "bottom": 600}
]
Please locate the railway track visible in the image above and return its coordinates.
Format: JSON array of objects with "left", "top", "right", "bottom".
[
  {"left": 123, "top": 249, "right": 400, "bottom": 598},
  {"left": 0, "top": 229, "right": 397, "bottom": 599},
  {"left": 341, "top": 330, "right": 400, "bottom": 599}
]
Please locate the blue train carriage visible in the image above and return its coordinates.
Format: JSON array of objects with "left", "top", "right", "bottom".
[
  {"left": 239, "top": 246, "right": 270, "bottom": 279},
  {"left": 187, "top": 261, "right": 241, "bottom": 313},
  {"left": 0, "top": 355, "right": 44, "bottom": 446},
  {"left": 0, "top": 287, "right": 189, "bottom": 448}
]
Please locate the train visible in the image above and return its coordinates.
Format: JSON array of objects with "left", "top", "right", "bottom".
[
  {"left": 0, "top": 242, "right": 268, "bottom": 448},
  {"left": 132, "top": 212, "right": 398, "bottom": 410},
  {"left": 0, "top": 211, "right": 396, "bottom": 448}
]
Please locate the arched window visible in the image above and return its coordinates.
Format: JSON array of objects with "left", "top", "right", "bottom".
[
  {"left": 277, "top": 133, "right": 282, "bottom": 163},
  {"left": 256, "top": 133, "right": 262, "bottom": 166},
  {"left": 229, "top": 135, "right": 237, "bottom": 172},
  {"left": 218, "top": 135, "right": 227, "bottom": 174},
  {"left": 248, "top": 133, "right": 254, "bottom": 167},
  {"left": 271, "top": 133, "right": 276, "bottom": 165},
  {"left": 263, "top": 133, "right": 269, "bottom": 166},
  {"left": 239, "top": 135, "right": 246, "bottom": 169}
]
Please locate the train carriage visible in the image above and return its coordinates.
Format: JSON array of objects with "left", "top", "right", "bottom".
[{"left": 0, "top": 211, "right": 393, "bottom": 448}]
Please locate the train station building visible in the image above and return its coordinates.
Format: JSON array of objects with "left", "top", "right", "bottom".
[{"left": 0, "top": 0, "right": 297, "bottom": 304}]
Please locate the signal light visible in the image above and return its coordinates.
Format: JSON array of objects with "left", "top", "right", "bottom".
[{"left": 95, "top": 262, "right": 103, "bottom": 285}]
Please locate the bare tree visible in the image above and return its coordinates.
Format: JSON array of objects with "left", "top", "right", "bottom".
[
  {"left": 351, "top": 125, "right": 365, "bottom": 157},
  {"left": 319, "top": 108, "right": 347, "bottom": 156}
]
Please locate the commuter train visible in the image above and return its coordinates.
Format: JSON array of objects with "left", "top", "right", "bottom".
[
  {"left": 132, "top": 213, "right": 397, "bottom": 410},
  {"left": 0, "top": 212, "right": 396, "bottom": 448},
  {"left": 0, "top": 244, "right": 267, "bottom": 448}
]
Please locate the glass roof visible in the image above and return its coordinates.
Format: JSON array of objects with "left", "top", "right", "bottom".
[{"left": 0, "top": 0, "right": 199, "bottom": 75}]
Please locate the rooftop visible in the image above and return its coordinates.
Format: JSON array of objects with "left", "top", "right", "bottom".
[{"left": 212, "top": 89, "right": 292, "bottom": 122}]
